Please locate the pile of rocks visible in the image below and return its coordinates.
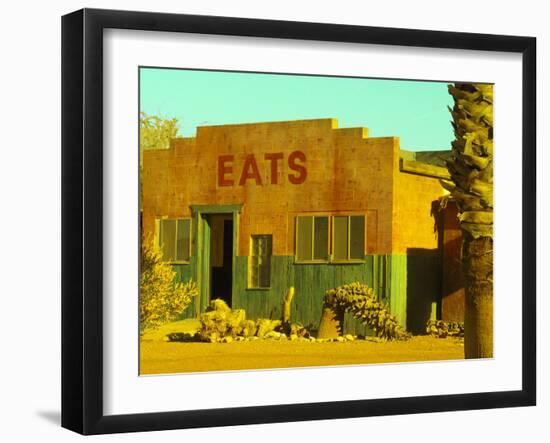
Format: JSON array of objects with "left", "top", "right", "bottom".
[
  {"left": 194, "top": 299, "right": 311, "bottom": 343},
  {"left": 426, "top": 319, "right": 464, "bottom": 338}
]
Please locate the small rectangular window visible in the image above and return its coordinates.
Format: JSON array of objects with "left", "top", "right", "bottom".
[
  {"left": 314, "top": 216, "right": 329, "bottom": 260},
  {"left": 159, "top": 219, "right": 177, "bottom": 261},
  {"left": 333, "top": 216, "right": 349, "bottom": 260},
  {"left": 159, "top": 218, "right": 191, "bottom": 262},
  {"left": 332, "top": 215, "right": 365, "bottom": 261},
  {"left": 249, "top": 235, "right": 272, "bottom": 288},
  {"left": 349, "top": 215, "right": 365, "bottom": 260},
  {"left": 296, "top": 216, "right": 313, "bottom": 261},
  {"left": 296, "top": 215, "right": 329, "bottom": 262}
]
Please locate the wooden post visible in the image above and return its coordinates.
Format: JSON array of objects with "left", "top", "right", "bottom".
[
  {"left": 281, "top": 287, "right": 295, "bottom": 334},
  {"left": 282, "top": 287, "right": 295, "bottom": 323}
]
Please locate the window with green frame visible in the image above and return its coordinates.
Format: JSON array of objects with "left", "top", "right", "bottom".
[
  {"left": 332, "top": 215, "right": 365, "bottom": 261},
  {"left": 295, "top": 215, "right": 329, "bottom": 262},
  {"left": 159, "top": 218, "right": 191, "bottom": 263},
  {"left": 295, "top": 214, "right": 365, "bottom": 262},
  {"left": 249, "top": 235, "right": 272, "bottom": 288}
]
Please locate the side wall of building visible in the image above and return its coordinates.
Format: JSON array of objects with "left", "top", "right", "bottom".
[
  {"left": 391, "top": 164, "right": 447, "bottom": 333},
  {"left": 441, "top": 201, "right": 465, "bottom": 322}
]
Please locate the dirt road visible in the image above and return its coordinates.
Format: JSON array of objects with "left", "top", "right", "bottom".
[{"left": 140, "top": 335, "right": 464, "bottom": 375}]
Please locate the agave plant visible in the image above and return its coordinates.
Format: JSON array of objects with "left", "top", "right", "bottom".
[
  {"left": 443, "top": 83, "right": 493, "bottom": 358},
  {"left": 317, "top": 282, "right": 409, "bottom": 341}
]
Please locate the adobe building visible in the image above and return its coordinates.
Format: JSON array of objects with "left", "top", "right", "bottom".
[{"left": 142, "top": 118, "right": 464, "bottom": 334}]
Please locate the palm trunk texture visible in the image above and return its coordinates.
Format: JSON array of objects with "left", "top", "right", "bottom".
[
  {"left": 463, "top": 235, "right": 493, "bottom": 358},
  {"left": 445, "top": 83, "right": 494, "bottom": 359}
]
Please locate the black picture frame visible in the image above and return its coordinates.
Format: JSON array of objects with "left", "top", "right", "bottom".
[{"left": 62, "top": 8, "right": 536, "bottom": 435}]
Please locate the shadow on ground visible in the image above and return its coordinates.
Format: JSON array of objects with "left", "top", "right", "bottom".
[{"left": 36, "top": 410, "right": 60, "bottom": 426}]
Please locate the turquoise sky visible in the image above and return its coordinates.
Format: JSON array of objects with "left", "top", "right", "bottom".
[{"left": 140, "top": 67, "right": 454, "bottom": 152}]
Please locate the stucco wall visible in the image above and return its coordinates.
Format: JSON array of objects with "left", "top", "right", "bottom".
[
  {"left": 143, "top": 118, "right": 409, "bottom": 256},
  {"left": 392, "top": 166, "right": 446, "bottom": 254}
]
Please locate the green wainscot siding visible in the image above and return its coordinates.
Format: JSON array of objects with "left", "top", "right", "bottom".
[
  {"left": 171, "top": 253, "right": 441, "bottom": 336},
  {"left": 172, "top": 257, "right": 199, "bottom": 320},
  {"left": 233, "top": 255, "right": 406, "bottom": 336}
]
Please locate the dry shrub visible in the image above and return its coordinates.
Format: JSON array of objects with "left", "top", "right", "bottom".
[{"left": 140, "top": 240, "right": 198, "bottom": 333}]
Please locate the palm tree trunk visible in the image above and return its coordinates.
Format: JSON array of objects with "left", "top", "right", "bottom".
[
  {"left": 463, "top": 235, "right": 493, "bottom": 358},
  {"left": 445, "top": 82, "right": 494, "bottom": 359}
]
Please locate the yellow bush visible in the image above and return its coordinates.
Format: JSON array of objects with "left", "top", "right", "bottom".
[{"left": 140, "top": 240, "right": 198, "bottom": 333}]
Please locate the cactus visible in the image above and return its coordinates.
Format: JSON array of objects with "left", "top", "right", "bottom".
[{"left": 319, "top": 282, "right": 410, "bottom": 341}]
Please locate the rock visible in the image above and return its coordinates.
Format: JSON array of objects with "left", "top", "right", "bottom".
[
  {"left": 239, "top": 319, "right": 257, "bottom": 338},
  {"left": 222, "top": 336, "right": 233, "bottom": 343},
  {"left": 228, "top": 309, "right": 246, "bottom": 329},
  {"left": 344, "top": 334, "right": 355, "bottom": 341},
  {"left": 336, "top": 336, "right": 345, "bottom": 342},
  {"left": 290, "top": 334, "right": 299, "bottom": 341},
  {"left": 208, "top": 332, "right": 219, "bottom": 343},
  {"left": 256, "top": 319, "right": 281, "bottom": 338},
  {"left": 206, "top": 299, "right": 232, "bottom": 313}
]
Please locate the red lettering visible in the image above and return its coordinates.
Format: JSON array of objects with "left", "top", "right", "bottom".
[
  {"left": 288, "top": 151, "right": 307, "bottom": 185},
  {"left": 264, "top": 152, "right": 284, "bottom": 184},
  {"left": 218, "top": 155, "right": 234, "bottom": 187},
  {"left": 239, "top": 154, "right": 263, "bottom": 186}
]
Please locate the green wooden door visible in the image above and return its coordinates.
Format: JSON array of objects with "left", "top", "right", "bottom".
[
  {"left": 192, "top": 204, "right": 242, "bottom": 315},
  {"left": 197, "top": 213, "right": 211, "bottom": 315}
]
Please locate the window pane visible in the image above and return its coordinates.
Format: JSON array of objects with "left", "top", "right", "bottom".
[
  {"left": 160, "top": 219, "right": 176, "bottom": 261},
  {"left": 258, "top": 235, "right": 272, "bottom": 256},
  {"left": 250, "top": 235, "right": 272, "bottom": 288},
  {"left": 249, "top": 255, "right": 259, "bottom": 288},
  {"left": 313, "top": 216, "right": 329, "bottom": 260},
  {"left": 259, "top": 255, "right": 271, "bottom": 288},
  {"left": 176, "top": 219, "right": 190, "bottom": 261},
  {"left": 349, "top": 216, "right": 365, "bottom": 259},
  {"left": 333, "top": 216, "right": 349, "bottom": 260},
  {"left": 296, "top": 216, "right": 313, "bottom": 261},
  {"left": 252, "top": 236, "right": 260, "bottom": 257}
]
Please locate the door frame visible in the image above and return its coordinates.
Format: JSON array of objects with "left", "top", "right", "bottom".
[{"left": 190, "top": 204, "right": 242, "bottom": 316}]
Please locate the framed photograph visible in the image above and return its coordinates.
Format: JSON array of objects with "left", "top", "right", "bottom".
[{"left": 62, "top": 8, "right": 536, "bottom": 435}]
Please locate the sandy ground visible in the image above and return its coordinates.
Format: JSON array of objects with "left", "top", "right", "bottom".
[{"left": 140, "top": 320, "right": 464, "bottom": 375}]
